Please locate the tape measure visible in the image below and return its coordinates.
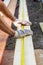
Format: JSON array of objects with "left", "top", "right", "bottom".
[{"left": 21, "top": 8, "right": 25, "bottom": 65}]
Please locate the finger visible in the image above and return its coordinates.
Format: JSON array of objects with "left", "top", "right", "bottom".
[{"left": 24, "top": 21, "right": 32, "bottom": 25}]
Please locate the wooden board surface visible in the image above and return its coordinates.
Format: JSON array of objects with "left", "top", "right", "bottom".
[
  {"left": 35, "top": 49, "right": 43, "bottom": 65},
  {"left": 13, "top": 0, "right": 36, "bottom": 65}
]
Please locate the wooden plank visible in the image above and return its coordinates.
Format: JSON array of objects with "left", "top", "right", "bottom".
[
  {"left": 1, "top": 50, "right": 14, "bottom": 65},
  {"left": 0, "top": 0, "right": 17, "bottom": 64},
  {"left": 39, "top": 22, "right": 43, "bottom": 32},
  {"left": 13, "top": 0, "right": 36, "bottom": 65},
  {"left": 35, "top": 49, "right": 43, "bottom": 65}
]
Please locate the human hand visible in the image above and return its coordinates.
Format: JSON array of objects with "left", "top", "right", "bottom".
[{"left": 13, "top": 19, "right": 32, "bottom": 27}]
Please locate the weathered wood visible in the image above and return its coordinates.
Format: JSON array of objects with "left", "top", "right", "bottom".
[{"left": 13, "top": 0, "right": 36, "bottom": 65}]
